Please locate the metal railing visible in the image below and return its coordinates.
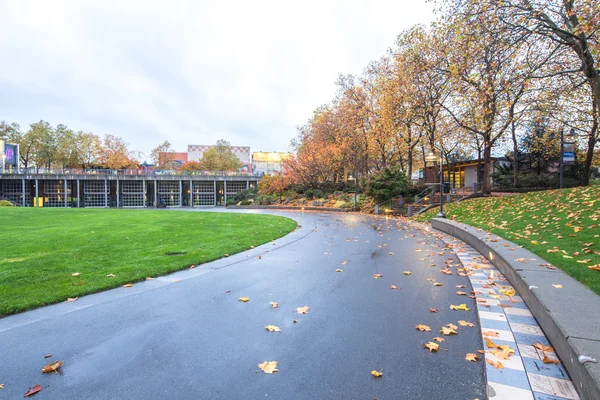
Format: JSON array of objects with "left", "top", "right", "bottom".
[{"left": 0, "top": 167, "right": 259, "bottom": 178}]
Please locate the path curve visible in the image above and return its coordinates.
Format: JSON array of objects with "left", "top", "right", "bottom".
[{"left": 0, "top": 210, "right": 486, "bottom": 399}]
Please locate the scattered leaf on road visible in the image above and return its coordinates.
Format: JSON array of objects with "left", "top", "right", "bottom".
[
  {"left": 456, "top": 291, "right": 467, "bottom": 295},
  {"left": 341, "top": 261, "right": 347, "bottom": 265},
  {"left": 123, "top": 283, "right": 133, "bottom": 288},
  {"left": 552, "top": 284, "right": 563, "bottom": 289},
  {"left": 465, "top": 353, "right": 479, "bottom": 362},
  {"left": 239, "top": 297, "right": 249, "bottom": 302},
  {"left": 450, "top": 304, "right": 470, "bottom": 311},
  {"left": 434, "top": 337, "right": 445, "bottom": 342},
  {"left": 456, "top": 285, "right": 466, "bottom": 288},
  {"left": 429, "top": 308, "right": 438, "bottom": 313},
  {"left": 295, "top": 306, "right": 310, "bottom": 314},
  {"left": 265, "top": 325, "right": 281, "bottom": 332},
  {"left": 458, "top": 320, "right": 474, "bottom": 327},
  {"left": 24, "top": 385, "right": 42, "bottom": 397},
  {"left": 270, "top": 302, "right": 278, "bottom": 308},
  {"left": 423, "top": 342, "right": 440, "bottom": 352},
  {"left": 543, "top": 353, "right": 560, "bottom": 364},
  {"left": 335, "top": 269, "right": 343, "bottom": 272},
  {"left": 533, "top": 343, "right": 554, "bottom": 352},
  {"left": 66, "top": 297, "right": 78, "bottom": 302},
  {"left": 433, "top": 282, "right": 443, "bottom": 286},
  {"left": 42, "top": 360, "right": 63, "bottom": 373},
  {"left": 390, "top": 285, "right": 398, "bottom": 289},
  {"left": 371, "top": 370, "right": 383, "bottom": 377},
  {"left": 403, "top": 271, "right": 412, "bottom": 275},
  {"left": 486, "top": 359, "right": 504, "bottom": 369},
  {"left": 483, "top": 331, "right": 499, "bottom": 337},
  {"left": 258, "top": 361, "right": 279, "bottom": 374},
  {"left": 440, "top": 326, "right": 457, "bottom": 335},
  {"left": 416, "top": 324, "right": 431, "bottom": 332},
  {"left": 373, "top": 273, "right": 383, "bottom": 279}
]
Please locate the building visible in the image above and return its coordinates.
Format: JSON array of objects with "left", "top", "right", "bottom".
[
  {"left": 0, "top": 140, "right": 19, "bottom": 172},
  {"left": 251, "top": 152, "right": 291, "bottom": 175},
  {"left": 421, "top": 157, "right": 509, "bottom": 189},
  {"left": 188, "top": 145, "right": 251, "bottom": 173},
  {"left": 157, "top": 152, "right": 188, "bottom": 168}
]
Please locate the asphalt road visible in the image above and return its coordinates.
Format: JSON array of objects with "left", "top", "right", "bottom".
[{"left": 0, "top": 210, "right": 486, "bottom": 400}]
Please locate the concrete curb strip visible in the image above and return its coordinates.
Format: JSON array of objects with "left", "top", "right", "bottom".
[
  {"left": 227, "top": 205, "right": 350, "bottom": 212},
  {"left": 431, "top": 218, "right": 600, "bottom": 400}
]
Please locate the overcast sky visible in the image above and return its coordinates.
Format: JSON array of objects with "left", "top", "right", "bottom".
[{"left": 0, "top": 0, "right": 434, "bottom": 160}]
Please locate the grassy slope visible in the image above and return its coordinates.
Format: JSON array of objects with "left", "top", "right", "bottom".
[
  {"left": 0, "top": 209, "right": 297, "bottom": 316},
  {"left": 416, "top": 186, "right": 600, "bottom": 295}
]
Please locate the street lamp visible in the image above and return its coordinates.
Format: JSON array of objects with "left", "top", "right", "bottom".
[
  {"left": 348, "top": 174, "right": 357, "bottom": 211},
  {"left": 425, "top": 151, "right": 446, "bottom": 218}
]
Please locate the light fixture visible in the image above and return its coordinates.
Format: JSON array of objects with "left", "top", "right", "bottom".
[{"left": 425, "top": 152, "right": 437, "bottom": 164}]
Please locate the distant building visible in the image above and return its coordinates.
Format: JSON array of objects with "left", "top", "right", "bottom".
[
  {"left": 251, "top": 152, "right": 291, "bottom": 175},
  {"left": 0, "top": 140, "right": 19, "bottom": 171},
  {"left": 188, "top": 145, "right": 251, "bottom": 173}
]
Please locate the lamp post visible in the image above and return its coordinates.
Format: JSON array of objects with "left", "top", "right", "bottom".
[
  {"left": 348, "top": 174, "right": 357, "bottom": 211},
  {"left": 426, "top": 150, "right": 446, "bottom": 218}
]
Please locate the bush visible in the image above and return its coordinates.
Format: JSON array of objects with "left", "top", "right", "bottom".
[
  {"left": 0, "top": 200, "right": 14, "bottom": 207},
  {"left": 226, "top": 198, "right": 237, "bottom": 206},
  {"left": 363, "top": 167, "right": 409, "bottom": 203},
  {"left": 239, "top": 199, "right": 254, "bottom": 206},
  {"left": 232, "top": 187, "right": 257, "bottom": 202},
  {"left": 256, "top": 194, "right": 275, "bottom": 205}
]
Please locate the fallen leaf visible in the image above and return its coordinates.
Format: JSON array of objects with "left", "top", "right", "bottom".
[
  {"left": 490, "top": 349, "right": 512, "bottom": 360},
  {"left": 373, "top": 273, "right": 383, "bottom": 279},
  {"left": 225, "top": 290, "right": 231, "bottom": 293},
  {"left": 0, "top": 384, "right": 3, "bottom": 389},
  {"left": 145, "top": 277, "right": 154, "bottom": 281},
  {"left": 465, "top": 353, "right": 479, "bottom": 362},
  {"left": 456, "top": 291, "right": 467, "bottom": 296},
  {"left": 265, "top": 325, "right": 281, "bottom": 332},
  {"left": 433, "top": 282, "right": 443, "bottom": 286},
  {"left": 501, "top": 289, "right": 516, "bottom": 297},
  {"left": 106, "top": 273, "right": 116, "bottom": 277},
  {"left": 42, "top": 360, "right": 63, "bottom": 373},
  {"left": 390, "top": 285, "right": 398, "bottom": 289},
  {"left": 295, "top": 306, "right": 310, "bottom": 314},
  {"left": 482, "top": 331, "right": 499, "bottom": 337},
  {"left": 335, "top": 269, "right": 343, "bottom": 272},
  {"left": 341, "top": 261, "right": 347, "bottom": 265},
  {"left": 458, "top": 320, "right": 474, "bottom": 327},
  {"left": 423, "top": 342, "right": 439, "bottom": 352},
  {"left": 258, "top": 361, "right": 279, "bottom": 374},
  {"left": 433, "top": 337, "right": 445, "bottom": 342},
  {"left": 71, "top": 272, "right": 80, "bottom": 277},
  {"left": 429, "top": 308, "right": 438, "bottom": 313},
  {"left": 371, "top": 370, "right": 383, "bottom": 377},
  {"left": 66, "top": 297, "right": 78, "bottom": 302},
  {"left": 533, "top": 343, "right": 554, "bottom": 352},
  {"left": 403, "top": 271, "right": 412, "bottom": 275},
  {"left": 456, "top": 285, "right": 466, "bottom": 288},
  {"left": 24, "top": 384, "right": 42, "bottom": 397},
  {"left": 485, "top": 359, "right": 504, "bottom": 369},
  {"left": 450, "top": 304, "right": 470, "bottom": 311},
  {"left": 440, "top": 326, "right": 458, "bottom": 335},
  {"left": 123, "top": 283, "right": 133, "bottom": 288},
  {"left": 293, "top": 319, "right": 298, "bottom": 324},
  {"left": 446, "top": 323, "right": 458, "bottom": 330},
  {"left": 552, "top": 284, "right": 563, "bottom": 289},
  {"left": 270, "top": 302, "right": 278, "bottom": 308},
  {"left": 224, "top": 254, "right": 230, "bottom": 257},
  {"left": 44, "top": 354, "right": 52, "bottom": 358},
  {"left": 588, "top": 264, "right": 600, "bottom": 271},
  {"left": 239, "top": 297, "right": 250, "bottom": 302},
  {"left": 416, "top": 324, "right": 431, "bottom": 332},
  {"left": 543, "top": 353, "right": 560, "bottom": 364}
]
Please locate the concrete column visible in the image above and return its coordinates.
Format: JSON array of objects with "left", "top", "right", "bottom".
[
  {"left": 104, "top": 179, "right": 108, "bottom": 208},
  {"left": 116, "top": 179, "right": 119, "bottom": 208},
  {"left": 189, "top": 179, "right": 193, "bottom": 207},
  {"left": 213, "top": 180, "right": 216, "bottom": 206},
  {"left": 179, "top": 180, "right": 182, "bottom": 207},
  {"left": 143, "top": 180, "right": 147, "bottom": 207},
  {"left": 224, "top": 180, "right": 227, "bottom": 205},
  {"left": 64, "top": 179, "right": 68, "bottom": 208},
  {"left": 22, "top": 178, "right": 26, "bottom": 206},
  {"left": 246, "top": 181, "right": 249, "bottom": 189},
  {"left": 35, "top": 179, "right": 39, "bottom": 207},
  {"left": 77, "top": 180, "right": 80, "bottom": 208},
  {"left": 154, "top": 179, "right": 158, "bottom": 207}
]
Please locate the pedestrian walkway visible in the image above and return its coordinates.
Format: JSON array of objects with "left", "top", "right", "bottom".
[{"left": 440, "top": 234, "right": 580, "bottom": 400}]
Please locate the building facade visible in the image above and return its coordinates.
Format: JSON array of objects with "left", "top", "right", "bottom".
[
  {"left": 188, "top": 145, "right": 251, "bottom": 173},
  {"left": 0, "top": 140, "right": 19, "bottom": 171},
  {"left": 251, "top": 152, "right": 291, "bottom": 176}
]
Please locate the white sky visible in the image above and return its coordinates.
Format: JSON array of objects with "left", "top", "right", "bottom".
[{"left": 0, "top": 0, "right": 435, "bottom": 161}]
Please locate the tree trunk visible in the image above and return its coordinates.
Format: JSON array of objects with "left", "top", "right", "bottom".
[
  {"left": 582, "top": 109, "right": 598, "bottom": 186},
  {"left": 407, "top": 148, "right": 413, "bottom": 179},
  {"left": 511, "top": 120, "right": 519, "bottom": 188},
  {"left": 482, "top": 142, "right": 492, "bottom": 194}
]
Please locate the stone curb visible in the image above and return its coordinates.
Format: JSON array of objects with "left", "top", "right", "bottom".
[
  {"left": 430, "top": 218, "right": 600, "bottom": 400},
  {"left": 227, "top": 205, "right": 350, "bottom": 212}
]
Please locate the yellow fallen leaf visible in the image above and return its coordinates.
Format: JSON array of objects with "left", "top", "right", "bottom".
[
  {"left": 145, "top": 277, "right": 154, "bottom": 280},
  {"left": 423, "top": 342, "right": 439, "bottom": 352},
  {"left": 482, "top": 331, "right": 499, "bottom": 337},
  {"left": 542, "top": 353, "right": 560, "bottom": 364},
  {"left": 106, "top": 273, "right": 116, "bottom": 277},
  {"left": 433, "top": 337, "right": 445, "bottom": 342},
  {"left": 123, "top": 283, "right": 133, "bottom": 288},
  {"left": 371, "top": 370, "right": 383, "bottom": 377},
  {"left": 501, "top": 289, "right": 516, "bottom": 297},
  {"left": 71, "top": 272, "right": 80, "bottom": 277},
  {"left": 533, "top": 343, "right": 554, "bottom": 352},
  {"left": 403, "top": 271, "right": 412, "bottom": 275},
  {"left": 270, "top": 302, "right": 278, "bottom": 308},
  {"left": 295, "top": 306, "right": 310, "bottom": 314},
  {"left": 416, "top": 324, "right": 431, "bottom": 332},
  {"left": 66, "top": 297, "right": 78, "bottom": 302},
  {"left": 341, "top": 261, "right": 347, "bottom": 265},
  {"left": 440, "top": 326, "right": 457, "bottom": 335},
  {"left": 265, "top": 325, "right": 281, "bottom": 332},
  {"left": 458, "top": 320, "right": 474, "bottom": 327},
  {"left": 456, "top": 291, "right": 467, "bottom": 295},
  {"left": 239, "top": 297, "right": 249, "bottom": 302},
  {"left": 42, "top": 360, "right": 63, "bottom": 373},
  {"left": 552, "top": 284, "right": 563, "bottom": 289},
  {"left": 0, "top": 383, "right": 3, "bottom": 389},
  {"left": 588, "top": 264, "right": 600, "bottom": 271},
  {"left": 433, "top": 282, "right": 443, "bottom": 286},
  {"left": 335, "top": 269, "right": 343, "bottom": 272},
  {"left": 465, "top": 353, "right": 479, "bottom": 362},
  {"left": 258, "top": 361, "right": 279, "bottom": 374},
  {"left": 450, "top": 304, "right": 470, "bottom": 311},
  {"left": 574, "top": 227, "right": 583, "bottom": 232},
  {"left": 390, "top": 285, "right": 398, "bottom": 289},
  {"left": 373, "top": 273, "right": 383, "bottom": 279},
  {"left": 490, "top": 349, "right": 512, "bottom": 360},
  {"left": 486, "top": 359, "right": 504, "bottom": 369}
]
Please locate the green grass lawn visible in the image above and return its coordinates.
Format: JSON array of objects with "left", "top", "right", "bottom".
[
  {"left": 0, "top": 208, "right": 297, "bottom": 316},
  {"left": 415, "top": 186, "right": 600, "bottom": 295}
]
